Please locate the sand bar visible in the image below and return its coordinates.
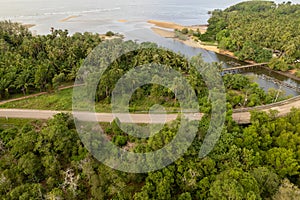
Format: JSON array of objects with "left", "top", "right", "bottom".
[
  {"left": 148, "top": 19, "right": 207, "bottom": 34},
  {"left": 151, "top": 27, "right": 175, "bottom": 38},
  {"left": 150, "top": 26, "right": 222, "bottom": 54},
  {"left": 148, "top": 20, "right": 240, "bottom": 58},
  {"left": 118, "top": 19, "right": 128, "bottom": 23},
  {"left": 60, "top": 15, "right": 80, "bottom": 22}
]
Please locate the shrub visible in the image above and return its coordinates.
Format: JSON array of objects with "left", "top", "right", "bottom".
[
  {"left": 112, "top": 135, "right": 127, "bottom": 146},
  {"left": 268, "top": 58, "right": 289, "bottom": 71},
  {"left": 181, "top": 28, "right": 189, "bottom": 34},
  {"left": 105, "top": 31, "right": 114, "bottom": 37}
]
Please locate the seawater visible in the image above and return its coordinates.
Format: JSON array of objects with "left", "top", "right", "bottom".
[{"left": 1, "top": 0, "right": 291, "bottom": 34}]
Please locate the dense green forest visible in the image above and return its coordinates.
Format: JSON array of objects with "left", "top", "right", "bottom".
[
  {"left": 0, "top": 21, "right": 101, "bottom": 99},
  {"left": 200, "top": 1, "right": 300, "bottom": 74},
  {"left": 1, "top": 109, "right": 300, "bottom": 199}
]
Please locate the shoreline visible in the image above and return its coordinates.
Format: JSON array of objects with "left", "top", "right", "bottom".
[
  {"left": 149, "top": 23, "right": 239, "bottom": 60},
  {"left": 148, "top": 20, "right": 300, "bottom": 80}
]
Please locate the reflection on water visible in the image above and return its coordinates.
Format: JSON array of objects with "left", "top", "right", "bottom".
[{"left": 243, "top": 69, "right": 300, "bottom": 97}]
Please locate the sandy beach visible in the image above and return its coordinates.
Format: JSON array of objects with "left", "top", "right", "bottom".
[
  {"left": 149, "top": 24, "right": 230, "bottom": 56},
  {"left": 151, "top": 27, "right": 175, "bottom": 38}
]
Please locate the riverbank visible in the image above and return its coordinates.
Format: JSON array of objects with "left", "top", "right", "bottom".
[
  {"left": 276, "top": 69, "right": 300, "bottom": 82},
  {"left": 148, "top": 20, "right": 300, "bottom": 81},
  {"left": 148, "top": 22, "right": 238, "bottom": 60}
]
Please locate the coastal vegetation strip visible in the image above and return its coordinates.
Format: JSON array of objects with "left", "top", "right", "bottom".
[
  {"left": 148, "top": 1, "right": 300, "bottom": 81},
  {"left": 148, "top": 20, "right": 240, "bottom": 60},
  {"left": 199, "top": 1, "right": 300, "bottom": 75}
]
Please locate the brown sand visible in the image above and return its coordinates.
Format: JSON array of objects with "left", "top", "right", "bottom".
[
  {"left": 23, "top": 24, "right": 36, "bottom": 29},
  {"left": 182, "top": 39, "right": 219, "bottom": 52},
  {"left": 148, "top": 20, "right": 247, "bottom": 60},
  {"left": 287, "top": 69, "right": 300, "bottom": 80},
  {"left": 150, "top": 25, "right": 246, "bottom": 61},
  {"left": 151, "top": 27, "right": 175, "bottom": 38},
  {"left": 150, "top": 27, "right": 220, "bottom": 53},
  {"left": 60, "top": 15, "right": 80, "bottom": 22},
  {"left": 289, "top": 69, "right": 297, "bottom": 74},
  {"left": 118, "top": 19, "right": 128, "bottom": 23},
  {"left": 148, "top": 19, "right": 207, "bottom": 34}
]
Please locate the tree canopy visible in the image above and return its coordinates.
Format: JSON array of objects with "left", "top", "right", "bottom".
[
  {"left": 0, "top": 21, "right": 101, "bottom": 99},
  {"left": 200, "top": 1, "right": 300, "bottom": 72},
  {"left": 1, "top": 108, "right": 300, "bottom": 199}
]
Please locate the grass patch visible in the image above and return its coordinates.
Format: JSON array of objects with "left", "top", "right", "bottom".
[
  {"left": 0, "top": 88, "right": 112, "bottom": 112},
  {"left": 0, "top": 88, "right": 181, "bottom": 113},
  {"left": 0, "top": 82, "right": 75, "bottom": 102},
  {"left": 0, "top": 89, "right": 73, "bottom": 110},
  {"left": 0, "top": 118, "right": 33, "bottom": 129}
]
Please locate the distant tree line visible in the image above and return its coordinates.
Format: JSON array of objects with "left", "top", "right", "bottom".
[{"left": 199, "top": 1, "right": 300, "bottom": 72}]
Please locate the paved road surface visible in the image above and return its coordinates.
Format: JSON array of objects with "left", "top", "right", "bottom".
[
  {"left": 0, "top": 109, "right": 204, "bottom": 124},
  {"left": 0, "top": 96, "right": 299, "bottom": 124}
]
